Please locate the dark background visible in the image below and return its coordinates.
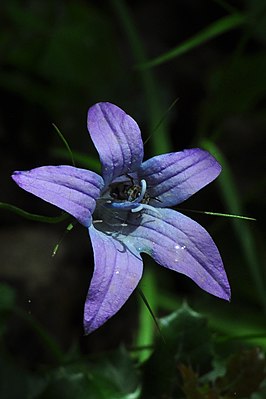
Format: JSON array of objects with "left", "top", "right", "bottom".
[{"left": 0, "top": 0, "right": 265, "bottom": 369}]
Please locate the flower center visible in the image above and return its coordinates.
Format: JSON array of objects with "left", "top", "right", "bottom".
[
  {"left": 106, "top": 178, "right": 150, "bottom": 212},
  {"left": 92, "top": 176, "right": 160, "bottom": 235}
]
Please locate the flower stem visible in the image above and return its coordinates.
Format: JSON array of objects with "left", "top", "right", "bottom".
[{"left": 135, "top": 267, "right": 158, "bottom": 362}]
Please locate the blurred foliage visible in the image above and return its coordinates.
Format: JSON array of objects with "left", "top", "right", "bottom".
[
  {"left": 0, "top": 1, "right": 125, "bottom": 111},
  {"left": 199, "top": 53, "right": 266, "bottom": 135},
  {"left": 142, "top": 305, "right": 266, "bottom": 398},
  {"left": 1, "top": 300, "right": 266, "bottom": 398}
]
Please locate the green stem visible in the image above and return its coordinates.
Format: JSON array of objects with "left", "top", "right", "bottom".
[
  {"left": 52, "top": 123, "right": 76, "bottom": 167},
  {"left": 136, "top": 268, "right": 158, "bottom": 362},
  {"left": 179, "top": 208, "right": 256, "bottom": 221},
  {"left": 0, "top": 202, "right": 68, "bottom": 223}
]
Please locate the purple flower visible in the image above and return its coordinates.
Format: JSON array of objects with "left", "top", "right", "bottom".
[{"left": 12, "top": 102, "right": 230, "bottom": 334}]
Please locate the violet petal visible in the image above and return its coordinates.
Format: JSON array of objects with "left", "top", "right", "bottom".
[
  {"left": 120, "top": 208, "right": 230, "bottom": 300},
  {"left": 87, "top": 102, "right": 144, "bottom": 186},
  {"left": 12, "top": 165, "right": 104, "bottom": 227},
  {"left": 84, "top": 225, "right": 143, "bottom": 334},
  {"left": 139, "top": 149, "right": 221, "bottom": 207}
]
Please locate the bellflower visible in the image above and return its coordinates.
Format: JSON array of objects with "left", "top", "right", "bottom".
[{"left": 12, "top": 102, "right": 230, "bottom": 334}]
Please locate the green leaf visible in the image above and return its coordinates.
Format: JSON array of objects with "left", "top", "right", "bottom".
[
  {"left": 90, "top": 347, "right": 140, "bottom": 397},
  {"left": 159, "top": 304, "right": 213, "bottom": 366},
  {"left": 142, "top": 304, "right": 213, "bottom": 398},
  {"left": 36, "top": 347, "right": 140, "bottom": 399},
  {"left": 138, "top": 13, "right": 246, "bottom": 69}
]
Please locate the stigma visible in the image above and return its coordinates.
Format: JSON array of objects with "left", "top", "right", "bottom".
[{"left": 106, "top": 178, "right": 151, "bottom": 213}]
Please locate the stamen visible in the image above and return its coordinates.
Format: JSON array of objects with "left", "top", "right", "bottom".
[
  {"left": 131, "top": 204, "right": 143, "bottom": 213},
  {"left": 131, "top": 203, "right": 160, "bottom": 215},
  {"left": 136, "top": 179, "right": 147, "bottom": 204},
  {"left": 93, "top": 219, "right": 103, "bottom": 224},
  {"left": 105, "top": 179, "right": 149, "bottom": 213}
]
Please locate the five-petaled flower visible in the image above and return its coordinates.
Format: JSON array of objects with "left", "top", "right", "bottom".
[{"left": 12, "top": 102, "right": 230, "bottom": 334}]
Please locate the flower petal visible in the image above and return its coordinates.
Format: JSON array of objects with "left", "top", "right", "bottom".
[
  {"left": 12, "top": 166, "right": 104, "bottom": 227},
  {"left": 139, "top": 149, "right": 221, "bottom": 207},
  {"left": 84, "top": 225, "right": 143, "bottom": 334},
  {"left": 120, "top": 208, "right": 230, "bottom": 300},
  {"left": 87, "top": 102, "right": 144, "bottom": 186}
]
